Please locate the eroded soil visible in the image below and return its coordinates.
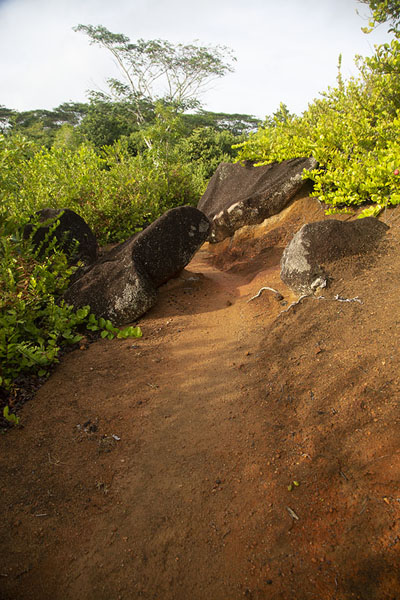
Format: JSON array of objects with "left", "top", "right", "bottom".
[{"left": 1, "top": 200, "right": 400, "bottom": 600}]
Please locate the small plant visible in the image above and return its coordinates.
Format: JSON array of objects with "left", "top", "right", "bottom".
[
  {"left": 85, "top": 312, "right": 142, "bottom": 340},
  {"left": 287, "top": 480, "right": 300, "bottom": 492},
  {"left": 3, "top": 405, "right": 20, "bottom": 426}
]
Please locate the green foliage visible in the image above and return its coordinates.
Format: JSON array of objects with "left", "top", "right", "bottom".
[
  {"left": 0, "top": 227, "right": 78, "bottom": 389},
  {"left": 3, "top": 406, "right": 20, "bottom": 426},
  {"left": 0, "top": 134, "right": 38, "bottom": 230},
  {"left": 235, "top": 39, "right": 400, "bottom": 214},
  {"left": 182, "top": 110, "right": 261, "bottom": 136},
  {"left": 79, "top": 98, "right": 144, "bottom": 148},
  {"left": 0, "top": 105, "right": 16, "bottom": 134},
  {"left": 85, "top": 314, "right": 141, "bottom": 340},
  {"left": 0, "top": 222, "right": 141, "bottom": 397},
  {"left": 0, "top": 129, "right": 206, "bottom": 244},
  {"left": 177, "top": 125, "right": 243, "bottom": 179},
  {"left": 359, "top": 0, "right": 400, "bottom": 32},
  {"left": 263, "top": 102, "right": 295, "bottom": 128},
  {"left": 52, "top": 124, "right": 85, "bottom": 150},
  {"left": 1, "top": 103, "right": 88, "bottom": 147},
  {"left": 1, "top": 99, "right": 258, "bottom": 155}
]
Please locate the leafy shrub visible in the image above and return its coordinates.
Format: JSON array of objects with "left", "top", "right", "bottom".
[
  {"left": 0, "top": 134, "right": 37, "bottom": 229},
  {"left": 176, "top": 126, "right": 243, "bottom": 179},
  {"left": 0, "top": 220, "right": 141, "bottom": 408},
  {"left": 235, "top": 44, "right": 400, "bottom": 216},
  {"left": 0, "top": 133, "right": 206, "bottom": 244}
]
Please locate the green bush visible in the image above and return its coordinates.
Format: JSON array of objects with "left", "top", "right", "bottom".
[
  {"left": 0, "top": 133, "right": 206, "bottom": 244},
  {"left": 176, "top": 126, "right": 243, "bottom": 179},
  {"left": 0, "top": 220, "right": 141, "bottom": 404},
  {"left": 235, "top": 43, "right": 400, "bottom": 216}
]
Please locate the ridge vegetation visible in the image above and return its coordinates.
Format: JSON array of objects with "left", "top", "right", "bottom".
[{"left": 235, "top": 2, "right": 400, "bottom": 216}]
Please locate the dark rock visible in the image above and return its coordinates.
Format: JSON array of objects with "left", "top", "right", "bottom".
[
  {"left": 64, "top": 246, "right": 157, "bottom": 325},
  {"left": 23, "top": 208, "right": 98, "bottom": 265},
  {"left": 280, "top": 217, "right": 389, "bottom": 294},
  {"left": 132, "top": 205, "right": 210, "bottom": 287},
  {"left": 64, "top": 206, "right": 210, "bottom": 325},
  {"left": 197, "top": 157, "right": 317, "bottom": 242}
]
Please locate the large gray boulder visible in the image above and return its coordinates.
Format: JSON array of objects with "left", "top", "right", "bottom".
[
  {"left": 23, "top": 208, "right": 98, "bottom": 265},
  {"left": 280, "top": 218, "right": 389, "bottom": 294},
  {"left": 64, "top": 206, "right": 210, "bottom": 325},
  {"left": 197, "top": 157, "right": 317, "bottom": 243}
]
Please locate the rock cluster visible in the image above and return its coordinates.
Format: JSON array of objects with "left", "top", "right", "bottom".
[
  {"left": 64, "top": 206, "right": 210, "bottom": 325},
  {"left": 26, "top": 160, "right": 390, "bottom": 325}
]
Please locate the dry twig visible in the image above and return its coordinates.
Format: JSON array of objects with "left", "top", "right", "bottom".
[
  {"left": 286, "top": 506, "right": 300, "bottom": 520},
  {"left": 247, "top": 287, "right": 283, "bottom": 302}
]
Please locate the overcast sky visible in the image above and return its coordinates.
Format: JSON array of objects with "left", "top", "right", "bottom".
[{"left": 0, "top": 0, "right": 393, "bottom": 119}]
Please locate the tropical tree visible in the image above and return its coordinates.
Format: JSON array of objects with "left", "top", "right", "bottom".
[
  {"left": 182, "top": 110, "right": 261, "bottom": 136},
  {"left": 0, "top": 103, "right": 88, "bottom": 146},
  {"left": 74, "top": 24, "right": 236, "bottom": 146},
  {"left": 78, "top": 97, "right": 144, "bottom": 148},
  {"left": 177, "top": 125, "right": 243, "bottom": 178}
]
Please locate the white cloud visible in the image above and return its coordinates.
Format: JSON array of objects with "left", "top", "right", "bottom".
[{"left": 0, "top": 0, "right": 392, "bottom": 118}]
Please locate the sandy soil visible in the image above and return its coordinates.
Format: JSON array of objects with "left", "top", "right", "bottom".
[{"left": 1, "top": 197, "right": 400, "bottom": 600}]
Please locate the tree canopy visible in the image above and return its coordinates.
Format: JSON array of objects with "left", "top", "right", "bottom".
[{"left": 74, "top": 24, "right": 236, "bottom": 124}]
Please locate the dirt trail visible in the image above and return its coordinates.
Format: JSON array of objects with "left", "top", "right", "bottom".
[
  {"left": 1, "top": 229, "right": 400, "bottom": 600},
  {"left": 0, "top": 247, "right": 292, "bottom": 600}
]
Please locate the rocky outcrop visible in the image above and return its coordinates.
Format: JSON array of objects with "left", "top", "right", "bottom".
[
  {"left": 23, "top": 208, "right": 98, "bottom": 265},
  {"left": 64, "top": 206, "right": 210, "bottom": 325},
  {"left": 197, "top": 157, "right": 317, "bottom": 243},
  {"left": 280, "top": 217, "right": 389, "bottom": 294}
]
